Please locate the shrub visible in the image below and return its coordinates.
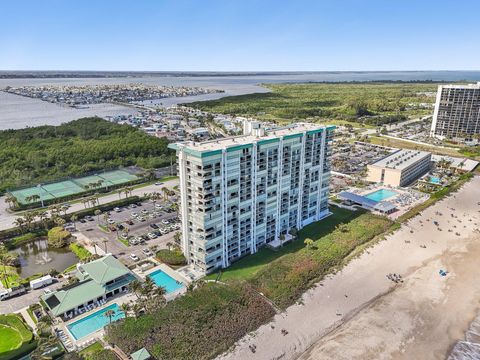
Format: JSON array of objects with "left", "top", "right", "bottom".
[
  {"left": 47, "top": 227, "right": 70, "bottom": 248},
  {"left": 69, "top": 243, "right": 91, "bottom": 260},
  {"left": 106, "top": 282, "right": 275, "bottom": 360},
  {"left": 155, "top": 249, "right": 186, "bottom": 266}
]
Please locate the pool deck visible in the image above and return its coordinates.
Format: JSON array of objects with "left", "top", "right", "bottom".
[
  {"left": 142, "top": 263, "right": 189, "bottom": 301},
  {"left": 57, "top": 292, "right": 135, "bottom": 350}
]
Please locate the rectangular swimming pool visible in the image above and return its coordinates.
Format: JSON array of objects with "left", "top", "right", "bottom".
[
  {"left": 148, "top": 269, "right": 184, "bottom": 294},
  {"left": 365, "top": 189, "right": 398, "bottom": 202},
  {"left": 67, "top": 303, "right": 124, "bottom": 340}
]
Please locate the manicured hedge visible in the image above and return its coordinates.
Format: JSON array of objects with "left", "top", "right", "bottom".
[{"left": 155, "top": 249, "right": 186, "bottom": 266}]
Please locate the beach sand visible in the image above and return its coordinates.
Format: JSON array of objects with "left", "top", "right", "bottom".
[{"left": 219, "top": 176, "right": 480, "bottom": 360}]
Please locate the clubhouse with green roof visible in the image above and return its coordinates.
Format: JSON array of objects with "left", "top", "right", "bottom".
[{"left": 41, "top": 255, "right": 136, "bottom": 319}]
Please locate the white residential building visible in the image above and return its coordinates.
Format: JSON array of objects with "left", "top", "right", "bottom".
[
  {"left": 169, "top": 123, "right": 334, "bottom": 274},
  {"left": 431, "top": 83, "right": 480, "bottom": 142}
]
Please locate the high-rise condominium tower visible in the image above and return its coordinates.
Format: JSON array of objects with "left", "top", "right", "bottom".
[
  {"left": 430, "top": 83, "right": 480, "bottom": 142},
  {"left": 169, "top": 122, "right": 334, "bottom": 274}
]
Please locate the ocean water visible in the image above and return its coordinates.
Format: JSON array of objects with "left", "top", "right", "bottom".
[
  {"left": 448, "top": 313, "right": 480, "bottom": 359},
  {"left": 1, "top": 71, "right": 480, "bottom": 130}
]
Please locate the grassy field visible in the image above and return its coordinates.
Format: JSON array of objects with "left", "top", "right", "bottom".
[
  {"left": 207, "top": 207, "right": 362, "bottom": 282},
  {"left": 0, "top": 314, "right": 35, "bottom": 360},
  {"left": 188, "top": 82, "right": 438, "bottom": 124}
]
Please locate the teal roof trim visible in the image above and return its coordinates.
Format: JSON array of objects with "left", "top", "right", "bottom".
[
  {"left": 326, "top": 125, "right": 336, "bottom": 131},
  {"left": 306, "top": 128, "right": 323, "bottom": 135},
  {"left": 167, "top": 143, "right": 179, "bottom": 151},
  {"left": 283, "top": 133, "right": 303, "bottom": 140},
  {"left": 257, "top": 138, "right": 280, "bottom": 146},
  {"left": 226, "top": 144, "right": 253, "bottom": 152}
]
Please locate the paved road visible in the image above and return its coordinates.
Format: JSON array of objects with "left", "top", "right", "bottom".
[
  {"left": 0, "top": 178, "right": 179, "bottom": 231},
  {"left": 0, "top": 278, "right": 64, "bottom": 314}
]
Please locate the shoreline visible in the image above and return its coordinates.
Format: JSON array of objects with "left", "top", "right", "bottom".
[{"left": 218, "top": 176, "right": 480, "bottom": 360}]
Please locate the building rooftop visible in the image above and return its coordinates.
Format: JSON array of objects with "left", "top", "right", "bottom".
[
  {"left": 370, "top": 149, "right": 431, "bottom": 170},
  {"left": 41, "top": 255, "right": 135, "bottom": 316},
  {"left": 130, "top": 348, "right": 152, "bottom": 360},
  {"left": 439, "top": 82, "right": 480, "bottom": 89},
  {"left": 169, "top": 123, "right": 334, "bottom": 154}
]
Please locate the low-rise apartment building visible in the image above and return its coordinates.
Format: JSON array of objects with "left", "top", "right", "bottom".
[
  {"left": 169, "top": 123, "right": 334, "bottom": 274},
  {"left": 366, "top": 149, "right": 431, "bottom": 187}
]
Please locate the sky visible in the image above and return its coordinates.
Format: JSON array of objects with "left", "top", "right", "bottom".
[{"left": 1, "top": 0, "right": 479, "bottom": 72}]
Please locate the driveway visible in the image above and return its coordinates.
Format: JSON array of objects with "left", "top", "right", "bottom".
[{"left": 74, "top": 199, "right": 179, "bottom": 265}]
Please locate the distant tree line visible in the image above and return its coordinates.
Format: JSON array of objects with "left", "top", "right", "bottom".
[{"left": 0, "top": 117, "right": 173, "bottom": 194}]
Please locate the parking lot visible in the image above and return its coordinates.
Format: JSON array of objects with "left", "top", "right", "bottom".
[{"left": 75, "top": 199, "right": 180, "bottom": 265}]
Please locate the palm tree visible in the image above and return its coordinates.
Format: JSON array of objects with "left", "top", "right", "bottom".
[
  {"left": 102, "top": 239, "right": 108, "bottom": 253},
  {"left": 117, "top": 189, "right": 123, "bottom": 200},
  {"left": 92, "top": 241, "right": 98, "bottom": 255},
  {"left": 120, "top": 302, "right": 131, "bottom": 318},
  {"left": 71, "top": 214, "right": 78, "bottom": 229},
  {"left": 0, "top": 245, "right": 14, "bottom": 288},
  {"left": 161, "top": 187, "right": 169, "bottom": 201},
  {"left": 103, "top": 212, "right": 109, "bottom": 226},
  {"left": 4, "top": 194, "right": 17, "bottom": 210},
  {"left": 14, "top": 217, "right": 26, "bottom": 233},
  {"left": 129, "top": 280, "right": 142, "bottom": 299},
  {"left": 104, "top": 309, "right": 116, "bottom": 324},
  {"left": 94, "top": 209, "right": 102, "bottom": 222},
  {"left": 173, "top": 232, "right": 181, "bottom": 246},
  {"left": 166, "top": 242, "right": 173, "bottom": 251}
]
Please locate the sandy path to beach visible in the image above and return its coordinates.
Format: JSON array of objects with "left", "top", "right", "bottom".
[{"left": 219, "top": 176, "right": 480, "bottom": 360}]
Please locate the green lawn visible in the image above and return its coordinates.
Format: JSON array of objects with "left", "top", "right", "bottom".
[
  {"left": 79, "top": 343, "right": 116, "bottom": 360},
  {"left": 69, "top": 243, "right": 91, "bottom": 260},
  {"left": 207, "top": 207, "right": 363, "bottom": 282},
  {"left": 0, "top": 314, "right": 35, "bottom": 360}
]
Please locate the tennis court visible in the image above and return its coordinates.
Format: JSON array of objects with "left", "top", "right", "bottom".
[
  {"left": 72, "top": 175, "right": 108, "bottom": 188},
  {"left": 99, "top": 170, "right": 139, "bottom": 185},
  {"left": 9, "top": 170, "right": 140, "bottom": 205},
  {"left": 42, "top": 181, "right": 85, "bottom": 199},
  {"left": 9, "top": 187, "right": 55, "bottom": 205}
]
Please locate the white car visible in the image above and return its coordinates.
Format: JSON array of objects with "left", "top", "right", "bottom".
[
  {"left": 129, "top": 254, "right": 139, "bottom": 262},
  {"left": 131, "top": 212, "right": 138, "bottom": 218},
  {"left": 107, "top": 219, "right": 115, "bottom": 224},
  {"left": 141, "top": 209, "right": 149, "bottom": 215},
  {"left": 147, "top": 232, "right": 157, "bottom": 239},
  {"left": 155, "top": 204, "right": 163, "bottom": 209},
  {"left": 142, "top": 248, "right": 153, "bottom": 256},
  {"left": 114, "top": 207, "right": 121, "bottom": 212},
  {"left": 137, "top": 216, "right": 146, "bottom": 222},
  {"left": 161, "top": 219, "right": 170, "bottom": 225}
]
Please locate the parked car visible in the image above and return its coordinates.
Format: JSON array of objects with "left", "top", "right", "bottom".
[
  {"left": 107, "top": 219, "right": 115, "bottom": 224},
  {"left": 85, "top": 215, "right": 94, "bottom": 221},
  {"left": 126, "top": 219, "right": 134, "bottom": 225},
  {"left": 141, "top": 209, "right": 149, "bottom": 215},
  {"left": 129, "top": 204, "right": 137, "bottom": 209},
  {"left": 161, "top": 219, "right": 170, "bottom": 225},
  {"left": 120, "top": 232, "right": 128, "bottom": 239},
  {"left": 114, "top": 207, "right": 122, "bottom": 212},
  {"left": 129, "top": 254, "right": 139, "bottom": 262},
  {"left": 79, "top": 219, "right": 86, "bottom": 224},
  {"left": 155, "top": 182, "right": 163, "bottom": 186},
  {"left": 137, "top": 216, "right": 146, "bottom": 222},
  {"left": 129, "top": 238, "right": 139, "bottom": 246},
  {"left": 131, "top": 212, "right": 139, "bottom": 218},
  {"left": 155, "top": 204, "right": 163, "bottom": 209},
  {"left": 150, "top": 223, "right": 159, "bottom": 229},
  {"left": 142, "top": 248, "right": 153, "bottom": 256},
  {"left": 147, "top": 233, "right": 157, "bottom": 239}
]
